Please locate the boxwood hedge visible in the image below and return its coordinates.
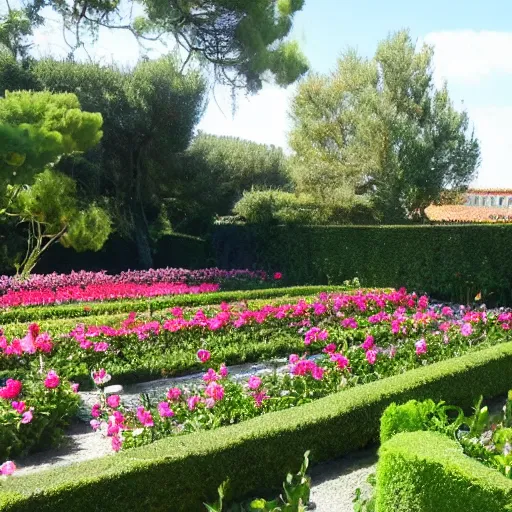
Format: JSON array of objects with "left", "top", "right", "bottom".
[
  {"left": 3, "top": 341, "right": 512, "bottom": 511},
  {"left": 376, "top": 431, "right": 512, "bottom": 511}
]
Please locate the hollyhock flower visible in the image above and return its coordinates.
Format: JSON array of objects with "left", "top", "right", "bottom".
[
  {"left": 330, "top": 352, "right": 349, "bottom": 370},
  {"left": 247, "top": 376, "right": 262, "bottom": 390},
  {"left": 202, "top": 368, "right": 220, "bottom": 383},
  {"left": 71, "top": 383, "right": 80, "bottom": 393},
  {"left": 167, "top": 387, "right": 182, "bottom": 401},
  {"left": 111, "top": 434, "right": 122, "bottom": 452},
  {"left": 197, "top": 349, "right": 211, "bottom": 363},
  {"left": 90, "top": 419, "right": 101, "bottom": 430},
  {"left": 304, "top": 327, "right": 329, "bottom": 345},
  {"left": 415, "top": 339, "right": 428, "bottom": 355},
  {"left": 205, "top": 382, "right": 225, "bottom": 401},
  {"left": 44, "top": 370, "right": 60, "bottom": 389},
  {"left": 253, "top": 390, "right": 269, "bottom": 408},
  {"left": 461, "top": 323, "right": 473, "bottom": 337},
  {"left": 21, "top": 408, "right": 33, "bottom": 424},
  {"left": 91, "top": 403, "right": 102, "bottom": 418},
  {"left": 0, "top": 461, "right": 16, "bottom": 476},
  {"left": 157, "top": 402, "right": 174, "bottom": 418},
  {"left": 362, "top": 335, "right": 375, "bottom": 350},
  {"left": 323, "top": 343, "right": 337, "bottom": 354},
  {"left": 136, "top": 407, "right": 154, "bottom": 427},
  {"left": 219, "top": 363, "right": 228, "bottom": 378},
  {"left": 365, "top": 350, "right": 377, "bottom": 365},
  {"left": 273, "top": 272, "right": 282, "bottom": 280},
  {"left": 106, "top": 395, "right": 121, "bottom": 408},
  {"left": 289, "top": 354, "right": 300, "bottom": 364},
  {"left": 11, "top": 401, "right": 26, "bottom": 413},
  {"left": 0, "top": 379, "right": 22, "bottom": 399},
  {"left": 187, "top": 395, "right": 201, "bottom": 411}
]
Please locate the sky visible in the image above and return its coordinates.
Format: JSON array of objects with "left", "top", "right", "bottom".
[{"left": 19, "top": 0, "right": 512, "bottom": 187}]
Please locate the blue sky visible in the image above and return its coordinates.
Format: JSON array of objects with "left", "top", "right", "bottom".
[{"left": 19, "top": 0, "right": 512, "bottom": 186}]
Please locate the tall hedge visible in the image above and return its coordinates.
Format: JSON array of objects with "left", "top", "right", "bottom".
[{"left": 213, "top": 224, "right": 512, "bottom": 304}]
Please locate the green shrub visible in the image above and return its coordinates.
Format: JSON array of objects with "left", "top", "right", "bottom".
[
  {"left": 3, "top": 341, "right": 512, "bottom": 511},
  {"left": 213, "top": 224, "right": 512, "bottom": 304},
  {"left": 375, "top": 431, "right": 512, "bottom": 511}
]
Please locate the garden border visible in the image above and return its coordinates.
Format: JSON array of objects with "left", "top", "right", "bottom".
[
  {"left": 4, "top": 341, "right": 512, "bottom": 511},
  {"left": 375, "top": 430, "right": 512, "bottom": 511}
]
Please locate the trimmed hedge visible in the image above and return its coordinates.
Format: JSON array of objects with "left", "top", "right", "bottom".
[
  {"left": 213, "top": 224, "right": 512, "bottom": 305},
  {"left": 376, "top": 431, "right": 512, "bottom": 511},
  {"left": 0, "top": 285, "right": 346, "bottom": 323},
  {"left": 4, "top": 342, "right": 512, "bottom": 511}
]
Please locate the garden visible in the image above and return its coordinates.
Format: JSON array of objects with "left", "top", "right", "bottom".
[{"left": 2, "top": 265, "right": 512, "bottom": 511}]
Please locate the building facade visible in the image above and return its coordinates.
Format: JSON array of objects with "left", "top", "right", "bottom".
[{"left": 465, "top": 189, "right": 512, "bottom": 208}]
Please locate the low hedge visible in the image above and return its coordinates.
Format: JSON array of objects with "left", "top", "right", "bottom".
[
  {"left": 213, "top": 224, "right": 512, "bottom": 305},
  {"left": 375, "top": 431, "right": 512, "bottom": 511},
  {"left": 0, "top": 285, "right": 346, "bottom": 323},
  {"left": 4, "top": 341, "right": 512, "bottom": 511}
]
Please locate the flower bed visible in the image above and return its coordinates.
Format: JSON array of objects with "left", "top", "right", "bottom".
[
  {"left": 3, "top": 342, "right": 512, "bottom": 512},
  {"left": 375, "top": 431, "right": 512, "bottom": 511}
]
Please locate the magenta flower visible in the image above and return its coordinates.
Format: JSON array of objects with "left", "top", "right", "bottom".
[
  {"left": 0, "top": 461, "right": 16, "bottom": 476},
  {"left": 106, "top": 395, "right": 121, "bottom": 408},
  {"left": 157, "top": 402, "right": 174, "bottom": 418},
  {"left": 273, "top": 272, "right": 282, "bottom": 280},
  {"left": 323, "top": 343, "right": 337, "bottom": 354},
  {"left": 187, "top": 395, "right": 201, "bottom": 411},
  {"left": 202, "top": 368, "right": 220, "bottom": 383},
  {"left": 93, "top": 342, "right": 109, "bottom": 352},
  {"left": 247, "top": 376, "right": 262, "bottom": 390},
  {"left": 461, "top": 323, "right": 473, "bottom": 337},
  {"left": 415, "top": 339, "right": 428, "bottom": 355},
  {"left": 21, "top": 409, "right": 33, "bottom": 424},
  {"left": 252, "top": 390, "right": 269, "bottom": 408},
  {"left": 91, "top": 403, "right": 102, "bottom": 418},
  {"left": 219, "top": 363, "right": 228, "bottom": 378},
  {"left": 0, "top": 379, "right": 22, "bottom": 399},
  {"left": 289, "top": 354, "right": 300, "bottom": 364},
  {"left": 136, "top": 406, "right": 154, "bottom": 427},
  {"left": 362, "top": 335, "right": 375, "bottom": 350},
  {"left": 11, "top": 401, "right": 26, "bottom": 413},
  {"left": 330, "top": 352, "right": 349, "bottom": 370},
  {"left": 71, "top": 382, "right": 80, "bottom": 393},
  {"left": 167, "top": 387, "right": 182, "bottom": 401},
  {"left": 92, "top": 369, "right": 111, "bottom": 386},
  {"left": 197, "top": 349, "right": 211, "bottom": 363},
  {"left": 111, "top": 434, "right": 122, "bottom": 452},
  {"left": 90, "top": 419, "right": 101, "bottom": 430},
  {"left": 341, "top": 317, "right": 358, "bottom": 329},
  {"left": 365, "top": 350, "right": 377, "bottom": 365},
  {"left": 44, "top": 370, "right": 60, "bottom": 389},
  {"left": 205, "top": 382, "right": 225, "bottom": 401},
  {"left": 311, "top": 365, "right": 324, "bottom": 381},
  {"left": 304, "top": 327, "right": 329, "bottom": 345}
]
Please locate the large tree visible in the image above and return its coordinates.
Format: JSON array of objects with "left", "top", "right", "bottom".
[
  {"left": 2, "top": 0, "right": 308, "bottom": 91},
  {"left": 289, "top": 30, "right": 481, "bottom": 222}
]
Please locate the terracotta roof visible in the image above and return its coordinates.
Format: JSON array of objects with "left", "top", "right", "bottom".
[
  {"left": 467, "top": 188, "right": 512, "bottom": 195},
  {"left": 425, "top": 205, "right": 512, "bottom": 223}
]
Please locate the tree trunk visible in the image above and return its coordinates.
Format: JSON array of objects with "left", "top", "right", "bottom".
[{"left": 133, "top": 204, "right": 153, "bottom": 269}]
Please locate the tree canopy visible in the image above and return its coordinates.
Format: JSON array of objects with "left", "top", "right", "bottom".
[{"left": 289, "top": 30, "right": 481, "bottom": 221}]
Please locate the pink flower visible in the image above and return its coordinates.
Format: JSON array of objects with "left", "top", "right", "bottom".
[
  {"left": 92, "top": 369, "right": 111, "bottom": 386},
  {"left": 111, "top": 434, "right": 122, "bottom": 452},
  {"left": 289, "top": 354, "right": 300, "bottom": 364},
  {"left": 442, "top": 306, "right": 454, "bottom": 317},
  {"left": 197, "top": 349, "right": 211, "bottom": 363},
  {"left": 93, "top": 342, "right": 109, "bottom": 352},
  {"left": 219, "top": 363, "right": 228, "bottom": 378},
  {"left": 202, "top": 368, "right": 220, "bottom": 383},
  {"left": 90, "top": 419, "right": 101, "bottom": 430},
  {"left": 323, "top": 343, "right": 337, "bottom": 354},
  {"left": 205, "top": 382, "right": 225, "bottom": 401},
  {"left": 205, "top": 397, "right": 215, "bottom": 409},
  {"left": 365, "top": 349, "right": 377, "bottom": 365},
  {"left": 461, "top": 323, "right": 473, "bottom": 337},
  {"left": 274, "top": 272, "right": 282, "bottom": 280},
  {"left": 304, "top": 327, "right": 329, "bottom": 345},
  {"left": 21, "top": 408, "right": 33, "bottom": 424},
  {"left": 341, "top": 317, "right": 358, "bottom": 329},
  {"left": 11, "top": 401, "right": 26, "bottom": 413},
  {"left": 71, "top": 382, "right": 80, "bottom": 393},
  {"left": 247, "top": 376, "right": 262, "bottom": 390},
  {"left": 167, "top": 387, "right": 182, "bottom": 401},
  {"left": 106, "top": 395, "right": 121, "bottom": 408},
  {"left": 44, "top": 370, "right": 60, "bottom": 389},
  {"left": 0, "top": 461, "right": 16, "bottom": 476},
  {"left": 187, "top": 395, "right": 201, "bottom": 411},
  {"left": 362, "top": 335, "right": 375, "bottom": 350},
  {"left": 91, "top": 403, "right": 102, "bottom": 418},
  {"left": 157, "top": 402, "right": 174, "bottom": 418},
  {"left": 136, "top": 406, "right": 154, "bottom": 427},
  {"left": 330, "top": 352, "right": 349, "bottom": 370},
  {"left": 0, "top": 379, "right": 22, "bottom": 399},
  {"left": 252, "top": 390, "right": 269, "bottom": 408},
  {"left": 415, "top": 339, "right": 427, "bottom": 355},
  {"left": 311, "top": 365, "right": 324, "bottom": 381}
]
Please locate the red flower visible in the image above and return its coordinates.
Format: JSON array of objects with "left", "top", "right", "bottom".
[{"left": 273, "top": 272, "right": 282, "bottom": 280}]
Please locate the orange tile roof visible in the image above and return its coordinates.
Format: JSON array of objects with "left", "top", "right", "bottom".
[
  {"left": 467, "top": 188, "right": 512, "bottom": 195},
  {"left": 425, "top": 205, "right": 512, "bottom": 223}
]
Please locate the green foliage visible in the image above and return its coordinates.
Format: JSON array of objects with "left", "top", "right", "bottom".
[
  {"left": 288, "top": 30, "right": 480, "bottom": 222},
  {"left": 3, "top": 341, "right": 512, "bottom": 511},
  {"left": 375, "top": 431, "right": 512, "bottom": 511},
  {"left": 0, "top": 90, "right": 103, "bottom": 186},
  {"left": 213, "top": 224, "right": 512, "bottom": 305},
  {"left": 0, "top": 8, "right": 33, "bottom": 59},
  {"left": 380, "top": 399, "right": 464, "bottom": 443}
]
